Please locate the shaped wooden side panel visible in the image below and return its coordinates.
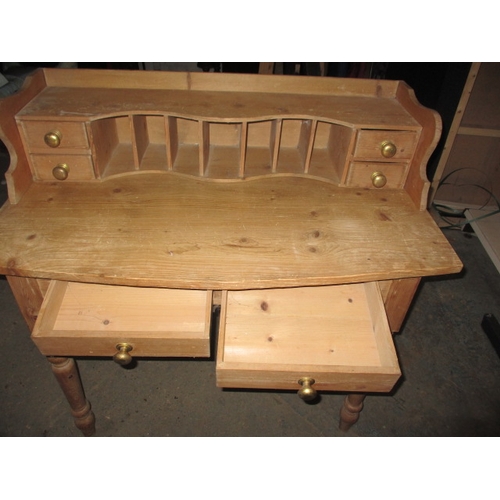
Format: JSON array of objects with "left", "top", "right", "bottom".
[{"left": 0, "top": 70, "right": 47, "bottom": 204}]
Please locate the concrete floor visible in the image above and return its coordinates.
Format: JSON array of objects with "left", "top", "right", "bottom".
[{"left": 1, "top": 94, "right": 500, "bottom": 438}]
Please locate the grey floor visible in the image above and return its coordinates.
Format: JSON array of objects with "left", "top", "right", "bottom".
[{"left": 1, "top": 97, "right": 500, "bottom": 439}]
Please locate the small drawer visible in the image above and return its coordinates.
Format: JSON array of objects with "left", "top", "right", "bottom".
[
  {"left": 20, "top": 120, "right": 89, "bottom": 151},
  {"left": 345, "top": 161, "right": 408, "bottom": 189},
  {"left": 31, "top": 154, "right": 95, "bottom": 181},
  {"left": 354, "top": 130, "right": 417, "bottom": 160},
  {"left": 32, "top": 281, "right": 212, "bottom": 358},
  {"left": 216, "top": 283, "right": 401, "bottom": 393}
]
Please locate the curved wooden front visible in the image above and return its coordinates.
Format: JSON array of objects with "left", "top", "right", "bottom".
[
  {"left": 0, "top": 173, "right": 462, "bottom": 289},
  {"left": 1, "top": 68, "right": 440, "bottom": 209}
]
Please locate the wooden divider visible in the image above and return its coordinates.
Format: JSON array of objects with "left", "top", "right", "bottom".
[{"left": 89, "top": 113, "right": 353, "bottom": 182}]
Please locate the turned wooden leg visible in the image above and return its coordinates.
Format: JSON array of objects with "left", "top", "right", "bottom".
[
  {"left": 339, "top": 393, "right": 366, "bottom": 432},
  {"left": 47, "top": 357, "right": 96, "bottom": 436}
]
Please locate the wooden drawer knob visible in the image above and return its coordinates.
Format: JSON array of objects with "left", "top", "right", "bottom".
[
  {"left": 44, "top": 130, "right": 62, "bottom": 148},
  {"left": 298, "top": 377, "right": 317, "bottom": 401},
  {"left": 371, "top": 171, "right": 387, "bottom": 188},
  {"left": 380, "top": 140, "right": 396, "bottom": 158},
  {"left": 52, "top": 163, "right": 69, "bottom": 180},
  {"left": 113, "top": 343, "right": 133, "bottom": 365}
]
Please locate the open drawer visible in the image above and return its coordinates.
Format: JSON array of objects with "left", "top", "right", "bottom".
[
  {"left": 216, "top": 282, "right": 401, "bottom": 393},
  {"left": 32, "top": 281, "right": 212, "bottom": 358}
]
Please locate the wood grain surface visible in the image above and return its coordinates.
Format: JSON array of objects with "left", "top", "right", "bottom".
[{"left": 0, "top": 173, "right": 462, "bottom": 289}]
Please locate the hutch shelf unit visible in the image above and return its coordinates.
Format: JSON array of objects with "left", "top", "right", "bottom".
[{"left": 0, "top": 69, "right": 462, "bottom": 436}]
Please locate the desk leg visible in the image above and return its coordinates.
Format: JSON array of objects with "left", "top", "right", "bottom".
[
  {"left": 339, "top": 393, "right": 366, "bottom": 432},
  {"left": 47, "top": 357, "right": 96, "bottom": 437}
]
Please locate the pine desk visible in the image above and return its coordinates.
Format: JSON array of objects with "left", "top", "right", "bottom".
[{"left": 0, "top": 69, "right": 462, "bottom": 435}]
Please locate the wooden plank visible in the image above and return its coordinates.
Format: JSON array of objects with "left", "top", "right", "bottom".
[
  {"left": 458, "top": 127, "right": 500, "bottom": 138},
  {"left": 0, "top": 173, "right": 462, "bottom": 289},
  {"left": 199, "top": 121, "right": 209, "bottom": 176},
  {"left": 165, "top": 116, "right": 178, "bottom": 170},
  {"left": 430, "top": 63, "right": 481, "bottom": 202},
  {"left": 364, "top": 281, "right": 399, "bottom": 367},
  {"left": 270, "top": 119, "right": 282, "bottom": 173},
  {"left": 40, "top": 67, "right": 400, "bottom": 97},
  {"left": 132, "top": 115, "right": 149, "bottom": 169},
  {"left": 239, "top": 122, "right": 248, "bottom": 177},
  {"left": 299, "top": 119, "right": 316, "bottom": 173}
]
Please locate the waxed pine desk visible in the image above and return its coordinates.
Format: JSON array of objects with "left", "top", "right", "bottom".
[{"left": 0, "top": 68, "right": 462, "bottom": 435}]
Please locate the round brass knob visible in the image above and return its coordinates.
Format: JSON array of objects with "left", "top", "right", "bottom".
[
  {"left": 298, "top": 377, "right": 317, "bottom": 401},
  {"left": 113, "top": 343, "right": 133, "bottom": 365},
  {"left": 52, "top": 163, "right": 69, "bottom": 180},
  {"left": 380, "top": 140, "right": 397, "bottom": 158},
  {"left": 371, "top": 171, "right": 387, "bottom": 188},
  {"left": 44, "top": 130, "right": 62, "bottom": 148}
]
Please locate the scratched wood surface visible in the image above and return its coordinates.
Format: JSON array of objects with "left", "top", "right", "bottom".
[{"left": 0, "top": 173, "right": 462, "bottom": 289}]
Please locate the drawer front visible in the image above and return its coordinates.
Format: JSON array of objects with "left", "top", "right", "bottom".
[
  {"left": 216, "top": 283, "right": 401, "bottom": 393},
  {"left": 354, "top": 130, "right": 417, "bottom": 160},
  {"left": 32, "top": 281, "right": 212, "bottom": 358},
  {"left": 31, "top": 154, "right": 95, "bottom": 181},
  {"left": 21, "top": 120, "right": 90, "bottom": 151},
  {"left": 345, "top": 161, "right": 408, "bottom": 189}
]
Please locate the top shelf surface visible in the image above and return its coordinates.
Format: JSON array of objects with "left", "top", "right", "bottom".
[
  {"left": 16, "top": 76, "right": 419, "bottom": 129},
  {"left": 0, "top": 173, "right": 462, "bottom": 289}
]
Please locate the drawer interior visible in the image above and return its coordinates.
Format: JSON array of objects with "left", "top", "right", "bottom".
[
  {"left": 32, "top": 281, "right": 212, "bottom": 357},
  {"left": 217, "top": 282, "right": 401, "bottom": 393}
]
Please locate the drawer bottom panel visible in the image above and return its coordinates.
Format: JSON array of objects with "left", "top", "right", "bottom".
[
  {"left": 32, "top": 281, "right": 212, "bottom": 357},
  {"left": 216, "top": 283, "right": 401, "bottom": 393}
]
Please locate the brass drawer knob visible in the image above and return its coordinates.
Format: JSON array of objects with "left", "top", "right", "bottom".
[
  {"left": 298, "top": 377, "right": 317, "bottom": 401},
  {"left": 380, "top": 140, "right": 397, "bottom": 158},
  {"left": 52, "top": 163, "right": 69, "bottom": 180},
  {"left": 371, "top": 171, "right": 387, "bottom": 188},
  {"left": 44, "top": 130, "right": 62, "bottom": 148},
  {"left": 113, "top": 343, "right": 133, "bottom": 365}
]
